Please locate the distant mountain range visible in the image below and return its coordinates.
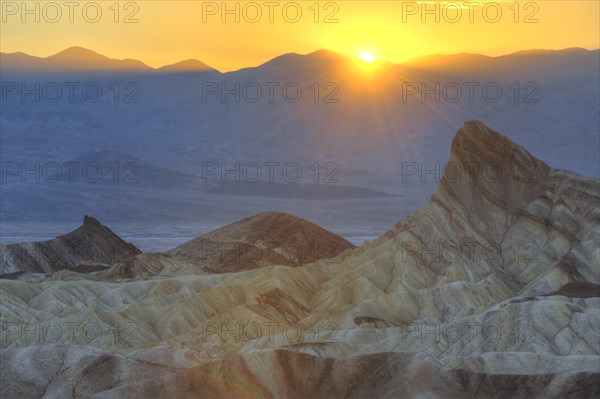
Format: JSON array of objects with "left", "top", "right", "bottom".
[
  {"left": 1, "top": 46, "right": 598, "bottom": 227},
  {"left": 1, "top": 46, "right": 216, "bottom": 73},
  {"left": 2, "top": 46, "right": 597, "bottom": 74}
]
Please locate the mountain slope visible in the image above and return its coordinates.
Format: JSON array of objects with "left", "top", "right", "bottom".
[
  {"left": 170, "top": 211, "right": 355, "bottom": 270},
  {"left": 0, "top": 47, "right": 221, "bottom": 73},
  {"left": 1, "top": 121, "right": 598, "bottom": 398},
  {"left": 1, "top": 46, "right": 152, "bottom": 72},
  {"left": 97, "top": 211, "right": 355, "bottom": 279},
  {"left": 0, "top": 215, "right": 141, "bottom": 275},
  {"left": 158, "top": 59, "right": 216, "bottom": 73}
]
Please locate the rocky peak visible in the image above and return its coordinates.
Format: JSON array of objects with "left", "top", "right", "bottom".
[
  {"left": 0, "top": 216, "right": 141, "bottom": 275},
  {"left": 439, "top": 120, "right": 551, "bottom": 214},
  {"left": 83, "top": 214, "right": 102, "bottom": 227}
]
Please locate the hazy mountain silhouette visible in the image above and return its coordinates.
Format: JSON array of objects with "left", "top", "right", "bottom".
[
  {"left": 158, "top": 59, "right": 216, "bottom": 73},
  {"left": 1, "top": 47, "right": 598, "bottom": 226},
  {"left": 0, "top": 46, "right": 217, "bottom": 73},
  {"left": 1, "top": 46, "right": 152, "bottom": 72}
]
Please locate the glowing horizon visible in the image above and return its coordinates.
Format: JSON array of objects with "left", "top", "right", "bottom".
[{"left": 1, "top": 1, "right": 598, "bottom": 72}]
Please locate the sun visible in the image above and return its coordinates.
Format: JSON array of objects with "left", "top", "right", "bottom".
[
  {"left": 358, "top": 52, "right": 376, "bottom": 63},
  {"left": 353, "top": 51, "right": 382, "bottom": 74}
]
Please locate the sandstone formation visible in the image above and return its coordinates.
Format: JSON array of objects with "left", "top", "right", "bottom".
[
  {"left": 1, "top": 121, "right": 598, "bottom": 398},
  {"left": 90, "top": 211, "right": 355, "bottom": 281},
  {"left": 0, "top": 216, "right": 141, "bottom": 276},
  {"left": 169, "top": 211, "right": 356, "bottom": 271}
]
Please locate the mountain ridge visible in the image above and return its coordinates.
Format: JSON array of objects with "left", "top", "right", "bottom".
[
  {"left": 2, "top": 46, "right": 598, "bottom": 74},
  {"left": 0, "top": 215, "right": 141, "bottom": 276}
]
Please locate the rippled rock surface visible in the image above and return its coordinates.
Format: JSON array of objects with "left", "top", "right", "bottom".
[{"left": 1, "top": 121, "right": 598, "bottom": 398}]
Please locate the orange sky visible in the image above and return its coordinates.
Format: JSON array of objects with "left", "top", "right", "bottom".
[{"left": 1, "top": 0, "right": 598, "bottom": 72}]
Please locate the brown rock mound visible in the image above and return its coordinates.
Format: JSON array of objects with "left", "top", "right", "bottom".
[
  {"left": 168, "top": 211, "right": 355, "bottom": 273},
  {"left": 0, "top": 215, "right": 141, "bottom": 275}
]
